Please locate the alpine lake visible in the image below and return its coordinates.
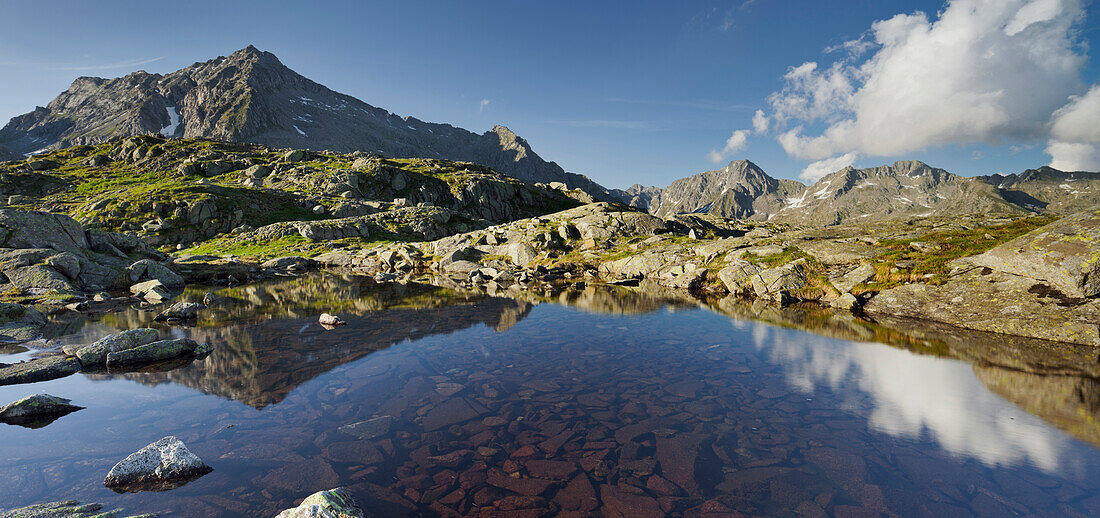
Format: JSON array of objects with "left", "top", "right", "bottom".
[{"left": 2, "top": 272, "right": 1100, "bottom": 517}]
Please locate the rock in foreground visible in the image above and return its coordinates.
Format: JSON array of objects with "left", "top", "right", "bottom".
[
  {"left": 104, "top": 436, "right": 212, "bottom": 493},
  {"left": 971, "top": 209, "right": 1100, "bottom": 298},
  {"left": 275, "top": 488, "right": 364, "bottom": 518}
]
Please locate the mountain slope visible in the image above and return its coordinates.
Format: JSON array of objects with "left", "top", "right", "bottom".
[
  {"left": 0, "top": 46, "right": 610, "bottom": 196},
  {"left": 648, "top": 160, "right": 805, "bottom": 219},
  {"left": 979, "top": 166, "right": 1100, "bottom": 215},
  {"left": 772, "top": 160, "right": 1030, "bottom": 226}
]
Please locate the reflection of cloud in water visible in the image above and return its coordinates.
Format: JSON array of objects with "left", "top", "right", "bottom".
[{"left": 751, "top": 322, "right": 1067, "bottom": 472}]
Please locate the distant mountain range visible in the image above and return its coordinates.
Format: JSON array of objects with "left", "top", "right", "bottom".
[
  {"left": 627, "top": 159, "right": 1099, "bottom": 225},
  {"left": 2, "top": 45, "right": 1096, "bottom": 226},
  {"left": 0, "top": 45, "right": 612, "bottom": 198}
]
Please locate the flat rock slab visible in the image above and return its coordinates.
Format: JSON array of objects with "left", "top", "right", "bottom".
[
  {"left": 104, "top": 436, "right": 212, "bottom": 493},
  {"left": 0, "top": 356, "right": 81, "bottom": 386},
  {"left": 865, "top": 266, "right": 1100, "bottom": 345},
  {"left": 972, "top": 210, "right": 1100, "bottom": 298},
  {"left": 275, "top": 488, "right": 364, "bottom": 518}
]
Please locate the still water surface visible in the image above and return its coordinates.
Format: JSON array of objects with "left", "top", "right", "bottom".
[{"left": 1, "top": 274, "right": 1098, "bottom": 516}]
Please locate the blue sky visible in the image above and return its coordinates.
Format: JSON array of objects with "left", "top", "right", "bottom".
[{"left": 2, "top": 1, "right": 1099, "bottom": 188}]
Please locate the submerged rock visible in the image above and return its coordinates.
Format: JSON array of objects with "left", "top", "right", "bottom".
[
  {"left": 0, "top": 356, "right": 81, "bottom": 386},
  {"left": 69, "top": 328, "right": 160, "bottom": 366},
  {"left": 104, "top": 436, "right": 212, "bottom": 493},
  {"left": 339, "top": 415, "right": 395, "bottom": 440},
  {"left": 153, "top": 302, "right": 205, "bottom": 321},
  {"left": 275, "top": 488, "right": 363, "bottom": 518},
  {"left": 105, "top": 338, "right": 211, "bottom": 367}
]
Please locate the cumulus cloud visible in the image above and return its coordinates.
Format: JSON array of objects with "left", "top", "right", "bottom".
[
  {"left": 800, "top": 152, "right": 858, "bottom": 182},
  {"left": 1047, "top": 85, "right": 1100, "bottom": 170},
  {"left": 763, "top": 0, "right": 1088, "bottom": 162},
  {"left": 707, "top": 129, "right": 751, "bottom": 163},
  {"left": 752, "top": 109, "right": 770, "bottom": 133}
]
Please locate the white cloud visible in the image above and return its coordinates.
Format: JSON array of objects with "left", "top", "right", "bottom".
[
  {"left": 800, "top": 152, "right": 858, "bottom": 182},
  {"left": 1047, "top": 85, "right": 1100, "bottom": 170},
  {"left": 765, "top": 0, "right": 1087, "bottom": 161},
  {"left": 751, "top": 109, "right": 770, "bottom": 133},
  {"left": 751, "top": 323, "right": 1068, "bottom": 472},
  {"left": 707, "top": 129, "right": 751, "bottom": 163},
  {"left": 479, "top": 99, "right": 490, "bottom": 113}
]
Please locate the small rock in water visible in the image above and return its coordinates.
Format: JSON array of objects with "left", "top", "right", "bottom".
[
  {"left": 92, "top": 292, "right": 112, "bottom": 302},
  {"left": 68, "top": 328, "right": 160, "bottom": 366},
  {"left": 153, "top": 302, "right": 206, "bottom": 322},
  {"left": 64, "top": 301, "right": 89, "bottom": 312},
  {"left": 0, "top": 394, "right": 84, "bottom": 428},
  {"left": 275, "top": 488, "right": 363, "bottom": 518},
  {"left": 104, "top": 436, "right": 212, "bottom": 493},
  {"left": 202, "top": 292, "right": 216, "bottom": 305},
  {"left": 319, "top": 313, "right": 346, "bottom": 327}
]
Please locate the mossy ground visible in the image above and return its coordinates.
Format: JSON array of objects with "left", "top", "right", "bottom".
[{"left": 853, "top": 215, "right": 1058, "bottom": 294}]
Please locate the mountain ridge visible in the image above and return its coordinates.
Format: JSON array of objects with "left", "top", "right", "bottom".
[{"left": 0, "top": 46, "right": 616, "bottom": 199}]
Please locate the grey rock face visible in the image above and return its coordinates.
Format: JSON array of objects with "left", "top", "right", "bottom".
[
  {"left": 0, "top": 209, "right": 90, "bottom": 255},
  {"left": 4, "top": 265, "right": 77, "bottom": 293},
  {"left": 651, "top": 160, "right": 804, "bottom": 220},
  {"left": 970, "top": 210, "right": 1100, "bottom": 298},
  {"left": 127, "top": 259, "right": 184, "bottom": 288},
  {"left": 104, "top": 436, "right": 212, "bottom": 493},
  {"left": 718, "top": 259, "right": 761, "bottom": 293},
  {"left": 751, "top": 260, "right": 807, "bottom": 300},
  {"left": 275, "top": 488, "right": 363, "bottom": 518}
]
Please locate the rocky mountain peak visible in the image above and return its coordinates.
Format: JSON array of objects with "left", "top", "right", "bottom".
[{"left": 0, "top": 47, "right": 614, "bottom": 199}]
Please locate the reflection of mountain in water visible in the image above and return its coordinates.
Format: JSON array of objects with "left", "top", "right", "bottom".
[
  {"left": 751, "top": 322, "right": 1072, "bottom": 472},
  {"left": 91, "top": 274, "right": 532, "bottom": 408},
  {"left": 974, "top": 365, "right": 1100, "bottom": 447},
  {"left": 79, "top": 273, "right": 1100, "bottom": 451}
]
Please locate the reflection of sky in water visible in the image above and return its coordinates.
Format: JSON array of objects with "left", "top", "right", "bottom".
[{"left": 751, "top": 322, "right": 1068, "bottom": 472}]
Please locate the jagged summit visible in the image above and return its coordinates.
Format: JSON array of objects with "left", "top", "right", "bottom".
[{"left": 0, "top": 46, "right": 611, "bottom": 197}]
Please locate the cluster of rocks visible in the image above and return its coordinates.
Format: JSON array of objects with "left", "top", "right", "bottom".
[
  {"left": 306, "top": 202, "right": 1100, "bottom": 346},
  {"left": 0, "top": 327, "right": 212, "bottom": 388}
]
